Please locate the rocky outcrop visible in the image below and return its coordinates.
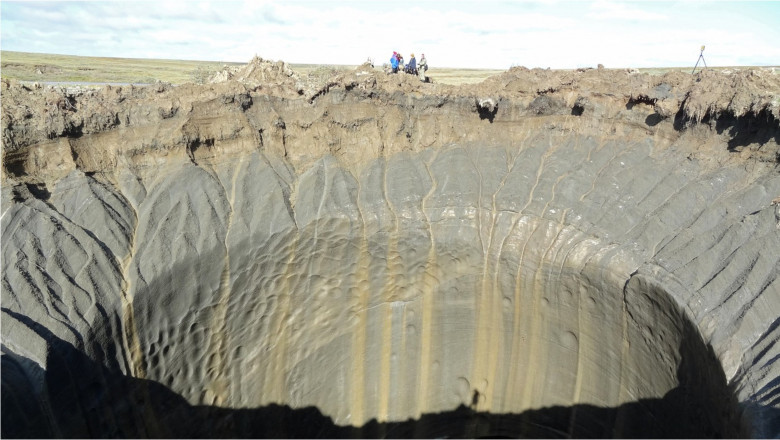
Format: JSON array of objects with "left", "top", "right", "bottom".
[{"left": 2, "top": 60, "right": 779, "bottom": 437}]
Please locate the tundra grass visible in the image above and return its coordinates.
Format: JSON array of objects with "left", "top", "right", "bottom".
[{"left": 2, "top": 51, "right": 775, "bottom": 87}]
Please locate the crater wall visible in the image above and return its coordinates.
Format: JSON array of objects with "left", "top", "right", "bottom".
[{"left": 2, "top": 62, "right": 779, "bottom": 437}]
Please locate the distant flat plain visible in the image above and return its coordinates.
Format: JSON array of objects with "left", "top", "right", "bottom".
[{"left": 1, "top": 51, "right": 775, "bottom": 86}]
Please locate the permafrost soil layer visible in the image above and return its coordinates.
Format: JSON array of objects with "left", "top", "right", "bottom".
[{"left": 2, "top": 59, "right": 779, "bottom": 438}]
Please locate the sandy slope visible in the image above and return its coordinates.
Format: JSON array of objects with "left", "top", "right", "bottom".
[{"left": 2, "top": 58, "right": 779, "bottom": 437}]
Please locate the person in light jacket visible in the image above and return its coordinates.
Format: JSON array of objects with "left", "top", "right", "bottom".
[{"left": 418, "top": 53, "right": 428, "bottom": 81}]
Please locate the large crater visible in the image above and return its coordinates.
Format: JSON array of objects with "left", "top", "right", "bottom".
[{"left": 2, "top": 62, "right": 779, "bottom": 438}]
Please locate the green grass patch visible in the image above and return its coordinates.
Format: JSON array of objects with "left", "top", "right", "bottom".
[{"left": 1, "top": 51, "right": 242, "bottom": 84}]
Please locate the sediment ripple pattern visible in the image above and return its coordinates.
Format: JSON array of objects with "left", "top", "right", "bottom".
[{"left": 2, "top": 127, "right": 778, "bottom": 435}]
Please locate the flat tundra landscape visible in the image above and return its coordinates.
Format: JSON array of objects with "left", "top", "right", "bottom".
[{"left": 4, "top": 50, "right": 773, "bottom": 85}]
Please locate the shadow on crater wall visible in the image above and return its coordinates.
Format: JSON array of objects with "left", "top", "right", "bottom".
[{"left": 2, "top": 303, "right": 756, "bottom": 439}]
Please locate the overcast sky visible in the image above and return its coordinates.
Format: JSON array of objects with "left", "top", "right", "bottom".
[{"left": 2, "top": 1, "right": 779, "bottom": 69}]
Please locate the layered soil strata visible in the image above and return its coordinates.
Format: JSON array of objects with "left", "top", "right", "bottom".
[{"left": 2, "top": 59, "right": 779, "bottom": 438}]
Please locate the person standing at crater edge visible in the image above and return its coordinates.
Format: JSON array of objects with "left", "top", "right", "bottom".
[
  {"left": 390, "top": 51, "right": 399, "bottom": 73},
  {"left": 418, "top": 53, "right": 428, "bottom": 81},
  {"left": 406, "top": 53, "right": 417, "bottom": 75}
]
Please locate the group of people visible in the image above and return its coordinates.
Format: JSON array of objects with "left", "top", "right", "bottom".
[{"left": 390, "top": 51, "right": 428, "bottom": 81}]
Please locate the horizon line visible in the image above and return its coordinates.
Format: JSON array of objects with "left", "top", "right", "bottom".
[{"left": 3, "top": 50, "right": 779, "bottom": 72}]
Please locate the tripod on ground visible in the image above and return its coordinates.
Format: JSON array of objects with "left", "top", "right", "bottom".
[{"left": 692, "top": 45, "right": 707, "bottom": 74}]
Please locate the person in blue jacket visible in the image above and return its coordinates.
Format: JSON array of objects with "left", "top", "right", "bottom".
[
  {"left": 390, "top": 51, "right": 399, "bottom": 73},
  {"left": 406, "top": 53, "right": 417, "bottom": 75}
]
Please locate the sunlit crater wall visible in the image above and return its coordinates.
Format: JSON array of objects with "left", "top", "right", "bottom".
[
  {"left": 112, "top": 134, "right": 760, "bottom": 436},
  {"left": 3, "top": 79, "right": 779, "bottom": 437}
]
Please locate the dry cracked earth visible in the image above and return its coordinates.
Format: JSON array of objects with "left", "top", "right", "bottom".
[{"left": 2, "top": 58, "right": 780, "bottom": 438}]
